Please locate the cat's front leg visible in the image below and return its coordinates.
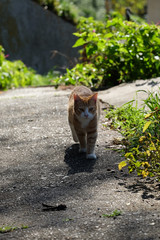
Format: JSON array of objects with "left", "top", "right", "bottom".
[
  {"left": 86, "top": 131, "right": 97, "bottom": 159},
  {"left": 76, "top": 131, "right": 87, "bottom": 153}
]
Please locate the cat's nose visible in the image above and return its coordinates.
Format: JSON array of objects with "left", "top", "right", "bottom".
[{"left": 84, "top": 113, "right": 89, "bottom": 118}]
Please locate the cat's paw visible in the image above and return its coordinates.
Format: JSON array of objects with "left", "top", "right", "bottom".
[
  {"left": 79, "top": 148, "right": 87, "bottom": 153},
  {"left": 87, "top": 153, "right": 97, "bottom": 160}
]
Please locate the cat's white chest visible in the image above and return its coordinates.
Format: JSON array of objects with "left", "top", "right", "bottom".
[{"left": 80, "top": 118, "right": 91, "bottom": 128}]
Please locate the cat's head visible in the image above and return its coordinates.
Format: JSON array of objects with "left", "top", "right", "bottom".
[{"left": 73, "top": 93, "right": 98, "bottom": 120}]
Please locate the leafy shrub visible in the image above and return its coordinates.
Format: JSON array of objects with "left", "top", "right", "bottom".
[
  {"left": 122, "top": 91, "right": 160, "bottom": 179},
  {"left": 105, "top": 100, "right": 146, "bottom": 148},
  {"left": 54, "top": 63, "right": 103, "bottom": 88},
  {"left": 106, "top": 90, "right": 160, "bottom": 180},
  {"left": 0, "top": 60, "right": 33, "bottom": 89},
  {"left": 0, "top": 45, "right": 59, "bottom": 90},
  {"left": 122, "top": 108, "right": 160, "bottom": 180},
  {"left": 124, "top": 132, "right": 160, "bottom": 179},
  {"left": 57, "top": 16, "right": 160, "bottom": 88}
]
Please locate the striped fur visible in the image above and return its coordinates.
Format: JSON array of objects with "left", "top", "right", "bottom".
[{"left": 68, "top": 86, "right": 100, "bottom": 159}]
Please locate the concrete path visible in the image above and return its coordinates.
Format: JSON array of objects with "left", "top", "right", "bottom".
[
  {"left": 99, "top": 78, "right": 160, "bottom": 107},
  {"left": 0, "top": 85, "right": 160, "bottom": 240}
]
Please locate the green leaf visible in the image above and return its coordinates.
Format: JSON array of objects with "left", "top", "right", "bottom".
[
  {"left": 143, "top": 121, "right": 152, "bottom": 133},
  {"left": 73, "top": 38, "right": 86, "bottom": 48},
  {"left": 118, "top": 161, "right": 127, "bottom": 170},
  {"left": 104, "top": 33, "right": 113, "bottom": 39},
  {"left": 73, "top": 32, "right": 87, "bottom": 38},
  {"left": 102, "top": 210, "right": 122, "bottom": 218},
  {"left": 144, "top": 113, "right": 154, "bottom": 119},
  {"left": 0, "top": 226, "right": 17, "bottom": 233},
  {"left": 73, "top": 32, "right": 81, "bottom": 37}
]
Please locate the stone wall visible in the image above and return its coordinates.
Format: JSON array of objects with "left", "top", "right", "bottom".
[{"left": 0, "top": 0, "right": 79, "bottom": 74}]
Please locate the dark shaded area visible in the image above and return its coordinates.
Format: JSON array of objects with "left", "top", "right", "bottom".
[
  {"left": 42, "top": 203, "right": 67, "bottom": 211},
  {"left": 64, "top": 144, "right": 97, "bottom": 175},
  {"left": 135, "top": 80, "right": 160, "bottom": 87},
  {"left": 119, "top": 179, "right": 160, "bottom": 201}
]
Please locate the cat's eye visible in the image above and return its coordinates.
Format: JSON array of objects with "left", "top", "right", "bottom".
[
  {"left": 89, "top": 107, "right": 94, "bottom": 111},
  {"left": 79, "top": 107, "right": 84, "bottom": 112}
]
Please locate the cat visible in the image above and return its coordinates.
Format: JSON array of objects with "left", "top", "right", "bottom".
[{"left": 68, "top": 86, "right": 100, "bottom": 159}]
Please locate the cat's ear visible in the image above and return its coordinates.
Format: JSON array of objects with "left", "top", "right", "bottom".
[
  {"left": 91, "top": 93, "right": 98, "bottom": 102},
  {"left": 74, "top": 94, "right": 81, "bottom": 101}
]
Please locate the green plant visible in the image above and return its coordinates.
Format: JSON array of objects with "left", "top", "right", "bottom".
[
  {"left": 63, "top": 218, "right": 74, "bottom": 222},
  {"left": 54, "top": 63, "right": 103, "bottom": 87},
  {"left": 0, "top": 45, "right": 60, "bottom": 90},
  {"left": 56, "top": 16, "right": 160, "bottom": 88},
  {"left": 105, "top": 100, "right": 146, "bottom": 148},
  {"left": 121, "top": 95, "right": 160, "bottom": 179},
  {"left": 0, "top": 225, "right": 28, "bottom": 233},
  {"left": 0, "top": 60, "right": 33, "bottom": 89},
  {"left": 102, "top": 210, "right": 122, "bottom": 218},
  {"left": 107, "top": 89, "right": 160, "bottom": 180},
  {"left": 0, "top": 226, "right": 18, "bottom": 233},
  {"left": 122, "top": 133, "right": 160, "bottom": 179}
]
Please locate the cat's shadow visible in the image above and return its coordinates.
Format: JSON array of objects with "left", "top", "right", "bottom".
[{"left": 64, "top": 144, "right": 97, "bottom": 175}]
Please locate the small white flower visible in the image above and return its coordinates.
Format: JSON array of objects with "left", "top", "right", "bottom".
[{"left": 154, "top": 56, "right": 160, "bottom": 60}]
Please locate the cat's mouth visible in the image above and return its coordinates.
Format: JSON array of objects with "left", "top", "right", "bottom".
[{"left": 83, "top": 116, "right": 92, "bottom": 120}]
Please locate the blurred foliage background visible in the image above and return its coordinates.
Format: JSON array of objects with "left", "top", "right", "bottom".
[
  {"left": 111, "top": 0, "right": 147, "bottom": 17},
  {"left": 33, "top": 0, "right": 147, "bottom": 23}
]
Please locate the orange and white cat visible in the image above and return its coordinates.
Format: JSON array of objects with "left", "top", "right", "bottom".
[{"left": 68, "top": 86, "right": 100, "bottom": 159}]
